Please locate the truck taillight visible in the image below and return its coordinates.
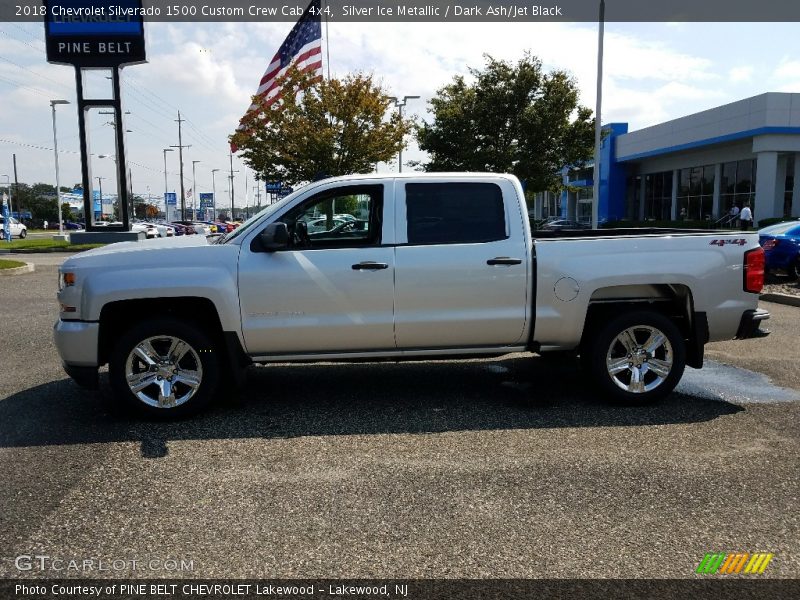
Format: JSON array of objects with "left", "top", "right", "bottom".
[{"left": 744, "top": 247, "right": 765, "bottom": 293}]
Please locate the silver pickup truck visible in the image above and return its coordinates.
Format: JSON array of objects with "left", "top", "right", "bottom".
[{"left": 55, "top": 173, "right": 769, "bottom": 416}]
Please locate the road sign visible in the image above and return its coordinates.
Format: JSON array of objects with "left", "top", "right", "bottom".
[
  {"left": 199, "top": 193, "right": 214, "bottom": 209},
  {"left": 265, "top": 181, "right": 282, "bottom": 192},
  {"left": 165, "top": 193, "right": 177, "bottom": 206}
]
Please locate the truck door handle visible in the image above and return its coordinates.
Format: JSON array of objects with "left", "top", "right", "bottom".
[
  {"left": 487, "top": 257, "right": 522, "bottom": 266},
  {"left": 352, "top": 261, "right": 389, "bottom": 270}
]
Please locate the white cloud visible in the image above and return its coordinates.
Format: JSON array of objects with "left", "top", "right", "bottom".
[{"left": 729, "top": 66, "right": 754, "bottom": 83}]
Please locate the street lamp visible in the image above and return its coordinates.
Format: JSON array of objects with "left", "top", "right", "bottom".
[
  {"left": 50, "top": 100, "right": 70, "bottom": 235},
  {"left": 388, "top": 95, "right": 420, "bottom": 173},
  {"left": 211, "top": 168, "right": 220, "bottom": 221},
  {"left": 96, "top": 177, "right": 105, "bottom": 220},
  {"left": 192, "top": 160, "right": 201, "bottom": 219},
  {"left": 1, "top": 175, "right": 10, "bottom": 222},
  {"left": 163, "top": 148, "right": 174, "bottom": 220}
]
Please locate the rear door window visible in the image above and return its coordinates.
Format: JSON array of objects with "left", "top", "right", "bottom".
[{"left": 405, "top": 182, "right": 506, "bottom": 245}]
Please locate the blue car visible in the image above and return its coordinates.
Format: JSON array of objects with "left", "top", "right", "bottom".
[{"left": 759, "top": 220, "right": 800, "bottom": 280}]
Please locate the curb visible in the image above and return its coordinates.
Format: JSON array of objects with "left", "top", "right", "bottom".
[
  {"left": 0, "top": 262, "right": 35, "bottom": 276},
  {"left": 760, "top": 293, "right": 800, "bottom": 308}
]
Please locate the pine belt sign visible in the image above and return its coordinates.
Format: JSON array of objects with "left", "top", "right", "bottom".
[{"left": 44, "top": 0, "right": 147, "bottom": 67}]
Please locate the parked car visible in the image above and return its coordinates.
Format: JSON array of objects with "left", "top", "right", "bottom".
[
  {"left": 538, "top": 219, "right": 592, "bottom": 231},
  {"left": 55, "top": 172, "right": 769, "bottom": 417},
  {"left": 169, "top": 222, "right": 195, "bottom": 235},
  {"left": 0, "top": 216, "right": 27, "bottom": 239},
  {"left": 759, "top": 220, "right": 800, "bottom": 280},
  {"left": 131, "top": 222, "right": 159, "bottom": 239},
  {"left": 305, "top": 217, "right": 349, "bottom": 233}
]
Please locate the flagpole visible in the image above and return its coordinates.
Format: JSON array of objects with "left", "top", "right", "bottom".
[{"left": 324, "top": 0, "right": 331, "bottom": 79}]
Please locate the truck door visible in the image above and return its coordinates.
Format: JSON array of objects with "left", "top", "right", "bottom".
[
  {"left": 238, "top": 183, "right": 396, "bottom": 356},
  {"left": 394, "top": 179, "right": 530, "bottom": 349}
]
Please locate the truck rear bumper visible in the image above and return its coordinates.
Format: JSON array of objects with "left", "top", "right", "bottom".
[{"left": 736, "top": 308, "right": 771, "bottom": 339}]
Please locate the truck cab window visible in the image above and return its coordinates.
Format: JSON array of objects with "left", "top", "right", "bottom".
[
  {"left": 405, "top": 182, "right": 507, "bottom": 245},
  {"left": 279, "top": 185, "right": 383, "bottom": 248}
]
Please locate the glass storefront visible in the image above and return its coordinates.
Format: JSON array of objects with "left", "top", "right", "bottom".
[
  {"left": 720, "top": 159, "right": 756, "bottom": 217},
  {"left": 677, "top": 164, "right": 714, "bottom": 221},
  {"left": 643, "top": 171, "right": 673, "bottom": 220}
]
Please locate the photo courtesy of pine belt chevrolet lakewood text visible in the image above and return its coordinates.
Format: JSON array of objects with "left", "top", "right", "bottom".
[{"left": 54, "top": 173, "right": 770, "bottom": 417}]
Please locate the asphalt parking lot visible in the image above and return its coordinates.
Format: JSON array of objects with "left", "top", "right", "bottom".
[{"left": 0, "top": 254, "right": 798, "bottom": 580}]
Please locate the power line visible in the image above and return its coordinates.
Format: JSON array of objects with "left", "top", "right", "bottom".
[
  {"left": 0, "top": 29, "right": 47, "bottom": 54},
  {"left": 0, "top": 55, "right": 72, "bottom": 92}
]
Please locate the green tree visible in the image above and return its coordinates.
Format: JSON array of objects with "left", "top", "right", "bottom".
[
  {"left": 415, "top": 53, "right": 595, "bottom": 191},
  {"left": 230, "top": 67, "right": 413, "bottom": 186}
]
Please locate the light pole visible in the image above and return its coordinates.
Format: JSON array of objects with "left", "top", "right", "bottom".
[
  {"left": 96, "top": 177, "right": 106, "bottom": 221},
  {"left": 388, "top": 95, "right": 419, "bottom": 172},
  {"left": 163, "top": 148, "right": 174, "bottom": 220},
  {"left": 591, "top": 0, "right": 605, "bottom": 230},
  {"left": 50, "top": 100, "right": 70, "bottom": 235},
  {"left": 192, "top": 160, "right": 201, "bottom": 220},
  {"left": 2, "top": 175, "right": 11, "bottom": 225},
  {"left": 211, "top": 168, "right": 220, "bottom": 221}
]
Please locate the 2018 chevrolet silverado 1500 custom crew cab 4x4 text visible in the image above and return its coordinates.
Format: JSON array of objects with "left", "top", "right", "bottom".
[{"left": 54, "top": 173, "right": 769, "bottom": 417}]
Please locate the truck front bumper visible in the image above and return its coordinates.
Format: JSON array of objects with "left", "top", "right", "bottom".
[
  {"left": 736, "top": 308, "right": 771, "bottom": 339},
  {"left": 54, "top": 319, "right": 100, "bottom": 389}
]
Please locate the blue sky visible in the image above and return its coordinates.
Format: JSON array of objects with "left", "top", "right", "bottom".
[{"left": 1, "top": 20, "right": 799, "bottom": 207}]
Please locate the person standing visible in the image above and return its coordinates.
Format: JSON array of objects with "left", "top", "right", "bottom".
[
  {"left": 739, "top": 202, "right": 753, "bottom": 231},
  {"left": 43, "top": 219, "right": 48, "bottom": 231}
]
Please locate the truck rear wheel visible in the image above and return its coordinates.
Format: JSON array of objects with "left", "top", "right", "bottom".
[
  {"left": 588, "top": 310, "right": 685, "bottom": 405},
  {"left": 109, "top": 317, "right": 220, "bottom": 418}
]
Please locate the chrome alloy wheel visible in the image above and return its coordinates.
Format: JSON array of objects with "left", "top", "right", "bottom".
[
  {"left": 124, "top": 335, "right": 203, "bottom": 408},
  {"left": 605, "top": 325, "right": 674, "bottom": 394}
]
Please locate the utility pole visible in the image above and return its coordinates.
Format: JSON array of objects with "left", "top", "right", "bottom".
[
  {"left": 192, "top": 160, "right": 201, "bottom": 220},
  {"left": 13, "top": 154, "right": 20, "bottom": 221},
  {"left": 162, "top": 148, "right": 174, "bottom": 221},
  {"left": 211, "top": 168, "right": 219, "bottom": 221},
  {"left": 171, "top": 111, "right": 191, "bottom": 221},
  {"left": 229, "top": 152, "right": 236, "bottom": 220}
]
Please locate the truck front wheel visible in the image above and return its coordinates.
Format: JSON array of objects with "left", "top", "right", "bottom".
[
  {"left": 588, "top": 310, "right": 686, "bottom": 405},
  {"left": 109, "top": 317, "right": 220, "bottom": 418}
]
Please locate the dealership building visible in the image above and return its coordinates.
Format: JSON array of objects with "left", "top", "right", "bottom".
[{"left": 531, "top": 92, "right": 800, "bottom": 225}]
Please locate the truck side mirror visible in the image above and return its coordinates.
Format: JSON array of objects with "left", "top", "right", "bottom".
[{"left": 257, "top": 222, "right": 289, "bottom": 252}]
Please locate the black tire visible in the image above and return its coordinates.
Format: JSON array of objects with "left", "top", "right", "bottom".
[
  {"left": 587, "top": 310, "right": 686, "bottom": 405},
  {"left": 19, "top": 228, "right": 26, "bottom": 239},
  {"left": 109, "top": 317, "right": 220, "bottom": 418}
]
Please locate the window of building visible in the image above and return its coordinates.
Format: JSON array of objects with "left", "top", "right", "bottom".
[
  {"left": 785, "top": 156, "right": 794, "bottom": 217},
  {"left": 643, "top": 171, "right": 673, "bottom": 220},
  {"left": 406, "top": 182, "right": 506, "bottom": 245},
  {"left": 720, "top": 159, "right": 757, "bottom": 217},
  {"left": 677, "top": 164, "right": 714, "bottom": 220}
]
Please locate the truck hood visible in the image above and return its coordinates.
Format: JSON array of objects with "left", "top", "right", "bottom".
[{"left": 62, "top": 234, "right": 227, "bottom": 271}]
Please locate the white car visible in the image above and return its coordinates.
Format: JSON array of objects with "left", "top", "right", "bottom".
[
  {"left": 0, "top": 216, "right": 27, "bottom": 239},
  {"left": 148, "top": 222, "right": 174, "bottom": 238},
  {"left": 131, "top": 222, "right": 158, "bottom": 239}
]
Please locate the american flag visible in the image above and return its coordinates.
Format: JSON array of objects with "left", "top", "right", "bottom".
[{"left": 232, "top": 0, "right": 323, "bottom": 151}]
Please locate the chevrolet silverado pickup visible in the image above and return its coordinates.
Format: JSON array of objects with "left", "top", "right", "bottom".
[{"left": 54, "top": 173, "right": 769, "bottom": 416}]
